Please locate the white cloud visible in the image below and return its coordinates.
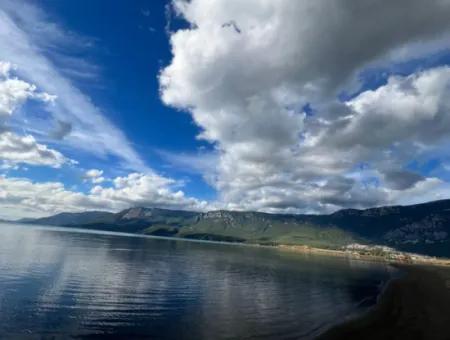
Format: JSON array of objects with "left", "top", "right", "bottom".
[
  {"left": 3, "top": 0, "right": 450, "bottom": 219},
  {"left": 0, "top": 131, "right": 70, "bottom": 168},
  {"left": 0, "top": 2, "right": 191, "bottom": 220},
  {"left": 387, "top": 177, "right": 450, "bottom": 207},
  {"left": 0, "top": 60, "right": 12, "bottom": 77},
  {"left": 86, "top": 169, "right": 103, "bottom": 178},
  {"left": 0, "top": 173, "right": 210, "bottom": 220},
  {"left": 0, "top": 1, "right": 148, "bottom": 171},
  {"left": 84, "top": 169, "right": 104, "bottom": 184},
  {"left": 339, "top": 67, "right": 450, "bottom": 148},
  {"left": 0, "top": 60, "right": 55, "bottom": 118},
  {"left": 90, "top": 172, "right": 208, "bottom": 211},
  {"left": 0, "top": 175, "right": 94, "bottom": 219},
  {"left": 161, "top": 0, "right": 450, "bottom": 213},
  {"left": 0, "top": 62, "right": 71, "bottom": 168}
]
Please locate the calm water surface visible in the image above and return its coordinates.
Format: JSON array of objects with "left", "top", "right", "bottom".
[{"left": 0, "top": 223, "right": 393, "bottom": 339}]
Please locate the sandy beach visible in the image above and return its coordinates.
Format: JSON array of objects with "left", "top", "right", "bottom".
[{"left": 317, "top": 264, "right": 450, "bottom": 340}]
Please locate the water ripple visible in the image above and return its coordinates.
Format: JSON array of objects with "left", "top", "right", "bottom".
[{"left": 0, "top": 223, "right": 392, "bottom": 339}]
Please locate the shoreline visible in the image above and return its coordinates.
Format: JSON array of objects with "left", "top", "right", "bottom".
[
  {"left": 316, "top": 264, "right": 450, "bottom": 340},
  {"left": 276, "top": 244, "right": 450, "bottom": 267},
  {"left": 5, "top": 222, "right": 450, "bottom": 338},
  {"left": 9, "top": 221, "right": 450, "bottom": 267},
  {"left": 7, "top": 221, "right": 450, "bottom": 268}
]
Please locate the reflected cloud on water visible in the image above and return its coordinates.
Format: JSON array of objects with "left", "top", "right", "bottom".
[{"left": 0, "top": 224, "right": 391, "bottom": 339}]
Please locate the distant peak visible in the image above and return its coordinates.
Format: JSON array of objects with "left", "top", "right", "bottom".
[{"left": 121, "top": 207, "right": 154, "bottom": 219}]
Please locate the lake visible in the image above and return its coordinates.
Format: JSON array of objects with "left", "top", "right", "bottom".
[{"left": 0, "top": 223, "right": 393, "bottom": 339}]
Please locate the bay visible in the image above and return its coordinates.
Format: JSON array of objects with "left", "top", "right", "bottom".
[{"left": 0, "top": 223, "right": 392, "bottom": 339}]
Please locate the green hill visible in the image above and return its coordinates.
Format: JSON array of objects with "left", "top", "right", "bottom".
[{"left": 16, "top": 200, "right": 450, "bottom": 257}]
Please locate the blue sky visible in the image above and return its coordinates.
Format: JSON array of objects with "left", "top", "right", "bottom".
[
  {"left": 2, "top": 0, "right": 450, "bottom": 219},
  {"left": 22, "top": 0, "right": 215, "bottom": 199}
]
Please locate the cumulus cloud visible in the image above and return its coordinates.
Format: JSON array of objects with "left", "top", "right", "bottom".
[
  {"left": 86, "top": 169, "right": 103, "bottom": 178},
  {"left": 84, "top": 169, "right": 105, "bottom": 184},
  {"left": 336, "top": 67, "right": 450, "bottom": 148},
  {"left": 0, "top": 172, "right": 210, "bottom": 220},
  {"left": 161, "top": 0, "right": 450, "bottom": 213},
  {"left": 0, "top": 132, "right": 70, "bottom": 168},
  {"left": 0, "top": 60, "right": 55, "bottom": 118},
  {"left": 0, "top": 60, "right": 72, "bottom": 168},
  {"left": 0, "top": 3, "right": 192, "bottom": 220},
  {"left": 0, "top": 60, "right": 11, "bottom": 77},
  {"left": 0, "top": 175, "right": 99, "bottom": 219},
  {"left": 90, "top": 172, "right": 208, "bottom": 211}
]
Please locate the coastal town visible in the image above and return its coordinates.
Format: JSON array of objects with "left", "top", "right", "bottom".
[{"left": 278, "top": 243, "right": 450, "bottom": 266}]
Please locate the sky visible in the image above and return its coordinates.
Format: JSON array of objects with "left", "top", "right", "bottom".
[{"left": 2, "top": 0, "right": 450, "bottom": 219}]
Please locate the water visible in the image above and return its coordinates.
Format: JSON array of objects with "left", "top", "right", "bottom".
[{"left": 0, "top": 223, "right": 392, "bottom": 339}]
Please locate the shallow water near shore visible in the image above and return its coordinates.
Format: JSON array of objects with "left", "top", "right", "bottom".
[{"left": 0, "top": 223, "right": 393, "bottom": 339}]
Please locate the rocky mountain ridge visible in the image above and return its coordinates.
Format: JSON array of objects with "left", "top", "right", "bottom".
[{"left": 13, "top": 199, "right": 450, "bottom": 257}]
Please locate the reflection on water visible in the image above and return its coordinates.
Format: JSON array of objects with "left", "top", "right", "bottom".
[{"left": 0, "top": 223, "right": 392, "bottom": 339}]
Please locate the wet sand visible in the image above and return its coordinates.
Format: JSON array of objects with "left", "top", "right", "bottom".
[{"left": 317, "top": 265, "right": 450, "bottom": 340}]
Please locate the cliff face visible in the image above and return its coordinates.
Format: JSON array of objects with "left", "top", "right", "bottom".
[
  {"left": 17, "top": 199, "right": 450, "bottom": 257},
  {"left": 320, "top": 201, "right": 450, "bottom": 256}
]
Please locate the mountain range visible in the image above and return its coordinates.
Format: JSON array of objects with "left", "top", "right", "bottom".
[{"left": 15, "top": 199, "right": 450, "bottom": 257}]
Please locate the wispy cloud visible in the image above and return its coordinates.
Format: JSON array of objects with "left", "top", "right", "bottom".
[
  {"left": 0, "top": 0, "right": 148, "bottom": 172},
  {"left": 157, "top": 149, "right": 219, "bottom": 177}
]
